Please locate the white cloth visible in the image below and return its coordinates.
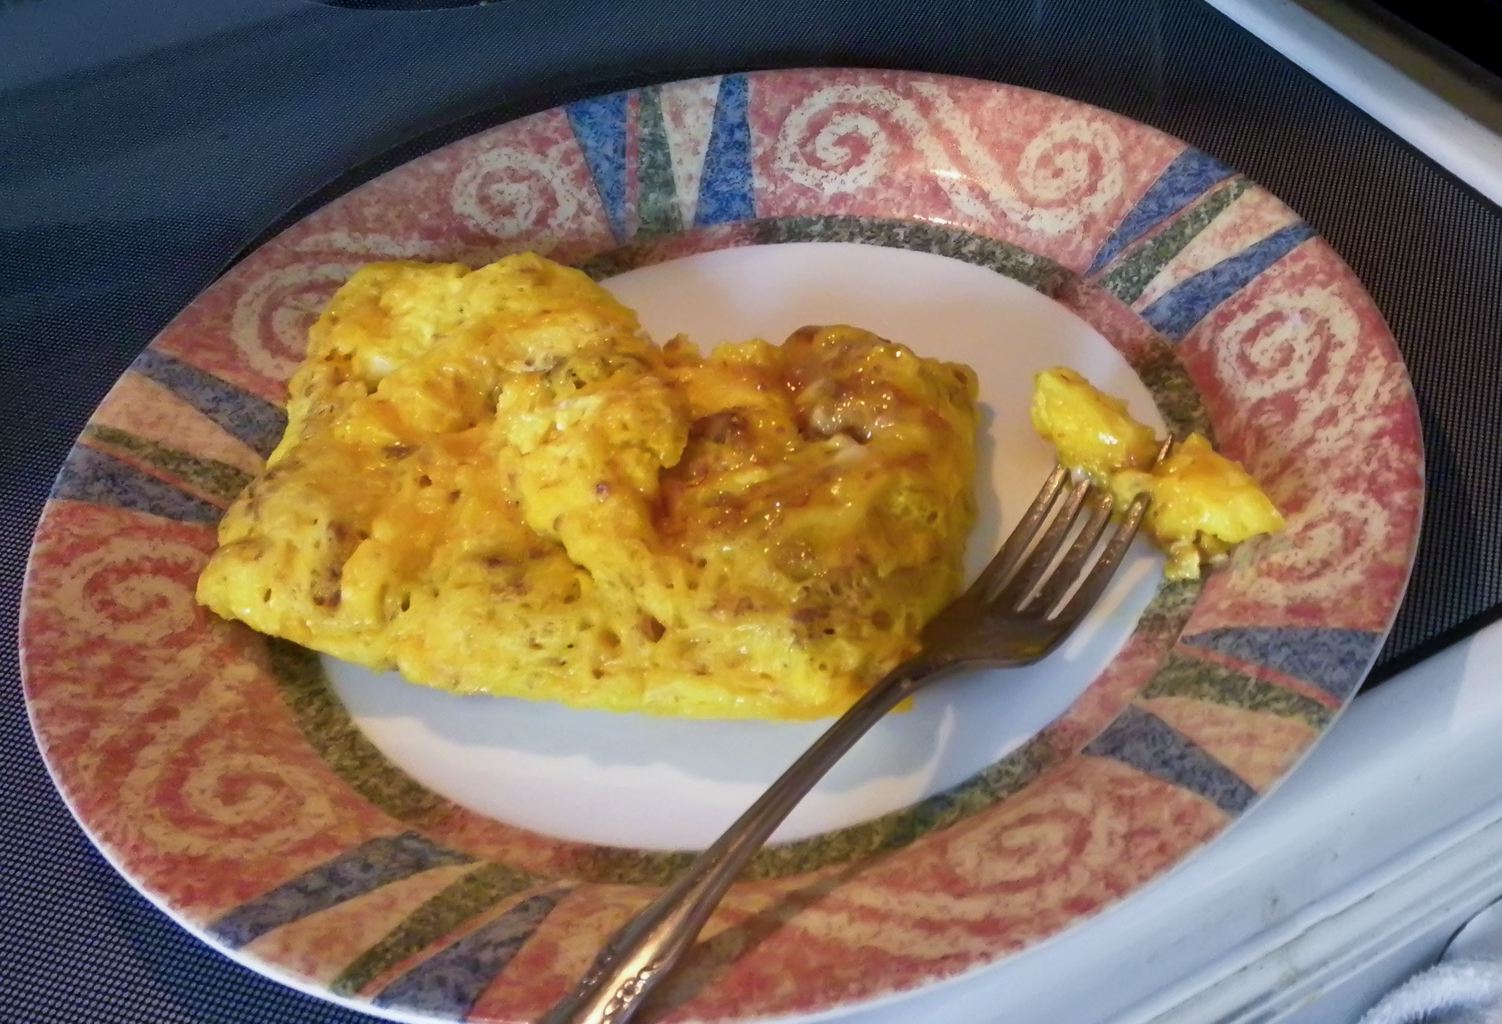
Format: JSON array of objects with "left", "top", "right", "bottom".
[
  {"left": 1358, "top": 962, "right": 1502, "bottom": 1024},
  {"left": 1361, "top": 902, "right": 1502, "bottom": 1024}
]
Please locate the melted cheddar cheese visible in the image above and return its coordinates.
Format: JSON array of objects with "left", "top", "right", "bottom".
[{"left": 197, "top": 253, "right": 978, "bottom": 719}]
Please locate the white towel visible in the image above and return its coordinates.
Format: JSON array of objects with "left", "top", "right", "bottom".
[
  {"left": 1361, "top": 902, "right": 1502, "bottom": 1024},
  {"left": 1358, "top": 961, "right": 1502, "bottom": 1024}
]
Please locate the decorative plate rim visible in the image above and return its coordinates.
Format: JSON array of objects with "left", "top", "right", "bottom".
[{"left": 19, "top": 67, "right": 1423, "bottom": 1024}]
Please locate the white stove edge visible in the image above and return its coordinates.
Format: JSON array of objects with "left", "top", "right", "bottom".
[{"left": 1204, "top": 0, "right": 1502, "bottom": 207}]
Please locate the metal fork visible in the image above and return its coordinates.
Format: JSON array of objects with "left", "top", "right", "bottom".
[{"left": 542, "top": 455, "right": 1162, "bottom": 1024}]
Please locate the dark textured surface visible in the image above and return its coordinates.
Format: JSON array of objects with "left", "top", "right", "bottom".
[{"left": 3, "top": 2, "right": 1501, "bottom": 1021}]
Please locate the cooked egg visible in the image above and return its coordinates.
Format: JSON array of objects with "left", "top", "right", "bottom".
[
  {"left": 1111, "top": 434, "right": 1286, "bottom": 580},
  {"left": 197, "top": 253, "right": 979, "bottom": 719},
  {"left": 1029, "top": 365, "right": 1158, "bottom": 480},
  {"left": 1030, "top": 367, "right": 1283, "bottom": 581}
]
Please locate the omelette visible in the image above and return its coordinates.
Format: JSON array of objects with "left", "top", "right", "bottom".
[
  {"left": 1029, "top": 367, "right": 1284, "bottom": 580},
  {"left": 197, "top": 253, "right": 979, "bottom": 719}
]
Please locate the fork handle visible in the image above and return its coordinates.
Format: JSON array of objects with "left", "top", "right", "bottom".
[{"left": 540, "top": 655, "right": 946, "bottom": 1024}]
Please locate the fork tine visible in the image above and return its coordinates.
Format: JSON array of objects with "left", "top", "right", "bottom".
[
  {"left": 1052, "top": 491, "right": 1152, "bottom": 623},
  {"left": 1048, "top": 436, "right": 1172, "bottom": 621},
  {"left": 996, "top": 477, "right": 1092, "bottom": 610},
  {"left": 1022, "top": 489, "right": 1114, "bottom": 615},
  {"left": 968, "top": 464, "right": 1069, "bottom": 599}
]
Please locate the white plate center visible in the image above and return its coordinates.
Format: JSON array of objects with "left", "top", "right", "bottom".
[{"left": 325, "top": 242, "right": 1165, "bottom": 850}]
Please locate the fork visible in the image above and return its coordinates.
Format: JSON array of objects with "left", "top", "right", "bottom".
[{"left": 542, "top": 453, "right": 1163, "bottom": 1024}]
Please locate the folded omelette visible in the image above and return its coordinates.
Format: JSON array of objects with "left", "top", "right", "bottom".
[{"left": 197, "top": 253, "right": 979, "bottom": 719}]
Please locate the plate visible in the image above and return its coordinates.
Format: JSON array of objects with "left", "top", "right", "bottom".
[{"left": 20, "top": 69, "right": 1422, "bottom": 1023}]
